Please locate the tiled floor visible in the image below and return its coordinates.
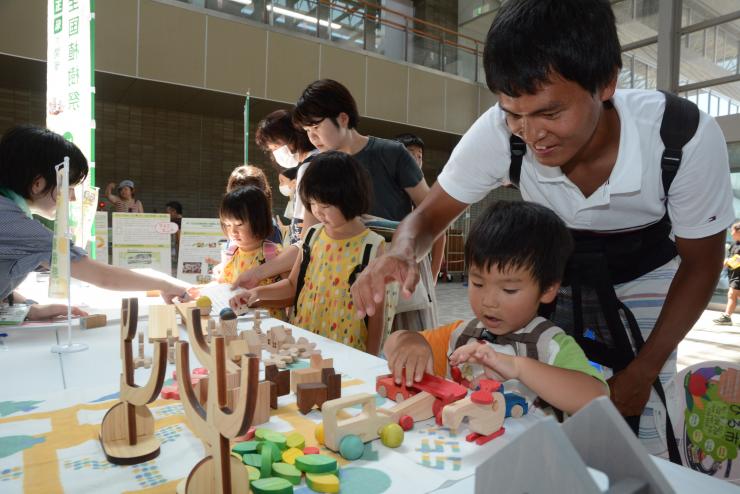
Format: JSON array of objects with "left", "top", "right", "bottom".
[{"left": 434, "top": 281, "right": 740, "bottom": 371}]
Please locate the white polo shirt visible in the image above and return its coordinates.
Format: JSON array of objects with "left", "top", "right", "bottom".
[{"left": 438, "top": 89, "right": 734, "bottom": 239}]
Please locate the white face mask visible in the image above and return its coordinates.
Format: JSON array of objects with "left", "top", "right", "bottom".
[
  {"left": 279, "top": 185, "right": 293, "bottom": 197},
  {"left": 272, "top": 145, "right": 300, "bottom": 168}
]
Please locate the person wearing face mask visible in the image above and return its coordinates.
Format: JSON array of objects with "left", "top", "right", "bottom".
[
  {"left": 278, "top": 167, "right": 298, "bottom": 220},
  {"left": 255, "top": 109, "right": 317, "bottom": 245}
]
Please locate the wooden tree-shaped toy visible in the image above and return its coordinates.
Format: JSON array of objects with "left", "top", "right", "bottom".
[
  {"left": 176, "top": 307, "right": 259, "bottom": 494},
  {"left": 99, "top": 298, "right": 167, "bottom": 464}
]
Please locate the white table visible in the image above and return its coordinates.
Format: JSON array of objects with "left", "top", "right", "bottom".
[{"left": 0, "top": 295, "right": 737, "bottom": 493}]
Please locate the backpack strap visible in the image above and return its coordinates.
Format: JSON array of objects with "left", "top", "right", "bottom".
[
  {"left": 658, "top": 90, "right": 700, "bottom": 197},
  {"left": 508, "top": 134, "right": 527, "bottom": 188},
  {"left": 507, "top": 91, "right": 700, "bottom": 195},
  {"left": 453, "top": 318, "right": 486, "bottom": 351},
  {"left": 293, "top": 224, "right": 323, "bottom": 312},
  {"left": 260, "top": 241, "right": 279, "bottom": 264},
  {"left": 495, "top": 319, "right": 561, "bottom": 360},
  {"left": 348, "top": 235, "right": 382, "bottom": 286}
]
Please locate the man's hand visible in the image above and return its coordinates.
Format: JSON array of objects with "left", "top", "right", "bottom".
[
  {"left": 607, "top": 362, "right": 655, "bottom": 416},
  {"left": 27, "top": 304, "right": 88, "bottom": 321},
  {"left": 159, "top": 281, "right": 193, "bottom": 304},
  {"left": 351, "top": 247, "right": 419, "bottom": 319},
  {"left": 231, "top": 267, "right": 264, "bottom": 291}
]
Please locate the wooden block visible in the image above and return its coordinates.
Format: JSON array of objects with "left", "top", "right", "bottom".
[
  {"left": 269, "top": 381, "right": 277, "bottom": 409},
  {"left": 251, "top": 380, "right": 272, "bottom": 426},
  {"left": 310, "top": 352, "right": 333, "bottom": 370},
  {"left": 148, "top": 305, "right": 177, "bottom": 340},
  {"left": 281, "top": 447, "right": 304, "bottom": 465},
  {"left": 321, "top": 368, "right": 341, "bottom": 401},
  {"left": 296, "top": 383, "right": 328, "bottom": 414},
  {"left": 79, "top": 314, "right": 107, "bottom": 329},
  {"left": 388, "top": 391, "right": 436, "bottom": 423},
  {"left": 263, "top": 355, "right": 287, "bottom": 368},
  {"left": 243, "top": 330, "right": 263, "bottom": 354},
  {"left": 265, "top": 364, "right": 290, "bottom": 397},
  {"left": 227, "top": 339, "right": 250, "bottom": 363},
  {"left": 441, "top": 392, "right": 506, "bottom": 437},
  {"left": 285, "top": 432, "right": 305, "bottom": 450},
  {"left": 290, "top": 368, "right": 322, "bottom": 393}
]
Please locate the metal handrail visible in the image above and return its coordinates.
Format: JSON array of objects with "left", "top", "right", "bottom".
[{"left": 318, "top": 0, "right": 482, "bottom": 60}]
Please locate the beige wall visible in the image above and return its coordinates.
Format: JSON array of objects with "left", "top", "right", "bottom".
[{"left": 0, "top": 0, "right": 489, "bottom": 135}]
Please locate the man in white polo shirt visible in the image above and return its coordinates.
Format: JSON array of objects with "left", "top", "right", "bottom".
[{"left": 351, "top": 0, "right": 734, "bottom": 459}]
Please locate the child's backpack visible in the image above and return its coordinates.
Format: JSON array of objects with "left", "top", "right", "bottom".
[{"left": 292, "top": 224, "right": 397, "bottom": 352}]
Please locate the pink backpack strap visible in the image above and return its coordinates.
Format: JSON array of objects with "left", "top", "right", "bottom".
[{"left": 262, "top": 241, "right": 279, "bottom": 262}]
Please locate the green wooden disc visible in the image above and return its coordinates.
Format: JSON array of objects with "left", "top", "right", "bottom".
[
  {"left": 232, "top": 440, "right": 260, "bottom": 455},
  {"left": 260, "top": 446, "right": 273, "bottom": 478},
  {"left": 250, "top": 477, "right": 294, "bottom": 494},
  {"left": 254, "top": 428, "right": 272, "bottom": 441},
  {"left": 259, "top": 441, "right": 283, "bottom": 462},
  {"left": 294, "top": 454, "right": 338, "bottom": 474},
  {"left": 262, "top": 430, "right": 288, "bottom": 450},
  {"left": 242, "top": 453, "right": 262, "bottom": 468},
  {"left": 272, "top": 462, "right": 302, "bottom": 485},
  {"left": 285, "top": 432, "right": 305, "bottom": 450},
  {"left": 245, "top": 464, "right": 261, "bottom": 482}
]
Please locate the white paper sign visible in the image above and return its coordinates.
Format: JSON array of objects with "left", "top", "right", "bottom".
[
  {"left": 112, "top": 213, "right": 172, "bottom": 275},
  {"left": 176, "top": 218, "right": 226, "bottom": 284}
]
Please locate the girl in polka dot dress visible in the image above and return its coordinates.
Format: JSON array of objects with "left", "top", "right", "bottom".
[
  {"left": 230, "top": 152, "right": 386, "bottom": 354},
  {"left": 217, "top": 185, "right": 287, "bottom": 320}
]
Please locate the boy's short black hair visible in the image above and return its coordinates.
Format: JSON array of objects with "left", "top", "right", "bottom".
[
  {"left": 0, "top": 125, "right": 89, "bottom": 198},
  {"left": 394, "top": 133, "right": 424, "bottom": 152},
  {"left": 484, "top": 0, "right": 622, "bottom": 96},
  {"left": 293, "top": 79, "right": 359, "bottom": 130},
  {"left": 299, "top": 151, "right": 371, "bottom": 220},
  {"left": 165, "top": 201, "right": 183, "bottom": 215},
  {"left": 219, "top": 185, "right": 273, "bottom": 241},
  {"left": 255, "top": 109, "right": 315, "bottom": 155},
  {"left": 465, "top": 201, "right": 573, "bottom": 291}
]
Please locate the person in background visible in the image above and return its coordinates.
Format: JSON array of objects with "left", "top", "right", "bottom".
[
  {"left": 217, "top": 185, "right": 286, "bottom": 320},
  {"left": 713, "top": 222, "right": 740, "bottom": 325},
  {"left": 230, "top": 152, "right": 387, "bottom": 354},
  {"left": 255, "top": 109, "right": 318, "bottom": 243},
  {"left": 394, "top": 132, "right": 445, "bottom": 281},
  {"left": 226, "top": 165, "right": 282, "bottom": 245},
  {"left": 165, "top": 201, "right": 183, "bottom": 228},
  {"left": 0, "top": 126, "right": 190, "bottom": 321},
  {"left": 278, "top": 167, "right": 298, "bottom": 221},
  {"left": 394, "top": 133, "right": 424, "bottom": 168},
  {"left": 165, "top": 200, "right": 184, "bottom": 261},
  {"left": 105, "top": 179, "right": 143, "bottom": 213}
]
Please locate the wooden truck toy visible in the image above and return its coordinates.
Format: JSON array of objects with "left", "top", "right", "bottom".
[
  {"left": 376, "top": 372, "right": 468, "bottom": 423},
  {"left": 442, "top": 379, "right": 507, "bottom": 445}
]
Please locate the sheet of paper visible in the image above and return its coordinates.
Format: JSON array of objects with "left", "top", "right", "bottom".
[
  {"left": 112, "top": 213, "right": 173, "bottom": 275},
  {"left": 176, "top": 218, "right": 226, "bottom": 284}
]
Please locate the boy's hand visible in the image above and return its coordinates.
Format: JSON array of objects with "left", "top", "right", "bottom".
[
  {"left": 387, "top": 331, "right": 433, "bottom": 386},
  {"left": 449, "top": 341, "right": 519, "bottom": 381}
]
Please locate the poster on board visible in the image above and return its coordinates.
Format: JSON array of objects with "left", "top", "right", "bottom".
[
  {"left": 176, "top": 218, "right": 226, "bottom": 284},
  {"left": 112, "top": 213, "right": 174, "bottom": 275},
  {"left": 91, "top": 211, "right": 108, "bottom": 264}
]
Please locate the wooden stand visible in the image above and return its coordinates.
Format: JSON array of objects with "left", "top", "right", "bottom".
[
  {"left": 99, "top": 298, "right": 167, "bottom": 465},
  {"left": 176, "top": 307, "right": 258, "bottom": 494}
]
